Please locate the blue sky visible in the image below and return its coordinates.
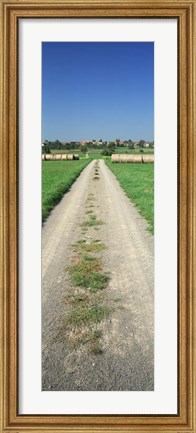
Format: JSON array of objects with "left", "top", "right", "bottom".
[{"left": 42, "top": 42, "right": 154, "bottom": 142}]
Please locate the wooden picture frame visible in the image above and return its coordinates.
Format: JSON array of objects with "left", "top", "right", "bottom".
[{"left": 0, "top": 0, "right": 195, "bottom": 431}]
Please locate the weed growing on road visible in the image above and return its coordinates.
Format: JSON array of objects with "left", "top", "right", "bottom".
[
  {"left": 91, "top": 343, "right": 103, "bottom": 355},
  {"left": 81, "top": 219, "right": 103, "bottom": 227},
  {"left": 72, "top": 240, "right": 105, "bottom": 253},
  {"left": 77, "top": 330, "right": 103, "bottom": 354},
  {"left": 81, "top": 213, "right": 104, "bottom": 227},
  {"left": 56, "top": 290, "right": 111, "bottom": 353},
  {"left": 89, "top": 273, "right": 109, "bottom": 292},
  {"left": 67, "top": 257, "right": 109, "bottom": 292},
  {"left": 65, "top": 305, "right": 110, "bottom": 327},
  {"left": 83, "top": 254, "right": 95, "bottom": 261}
]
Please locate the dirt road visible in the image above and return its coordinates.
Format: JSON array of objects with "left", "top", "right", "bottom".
[{"left": 42, "top": 159, "right": 154, "bottom": 391}]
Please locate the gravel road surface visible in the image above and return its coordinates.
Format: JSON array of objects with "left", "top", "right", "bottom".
[{"left": 42, "top": 159, "right": 154, "bottom": 391}]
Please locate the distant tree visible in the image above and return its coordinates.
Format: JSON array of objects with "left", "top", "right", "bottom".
[
  {"left": 108, "top": 142, "right": 115, "bottom": 149},
  {"left": 49, "top": 139, "right": 62, "bottom": 150},
  {"left": 80, "top": 145, "right": 88, "bottom": 153},
  {"left": 101, "top": 148, "right": 114, "bottom": 156},
  {"left": 139, "top": 139, "right": 145, "bottom": 148},
  {"left": 42, "top": 144, "right": 51, "bottom": 154}
]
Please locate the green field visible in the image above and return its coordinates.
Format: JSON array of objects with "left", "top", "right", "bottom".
[
  {"left": 42, "top": 158, "right": 154, "bottom": 233},
  {"left": 106, "top": 161, "right": 154, "bottom": 234},
  {"left": 42, "top": 160, "right": 90, "bottom": 221}
]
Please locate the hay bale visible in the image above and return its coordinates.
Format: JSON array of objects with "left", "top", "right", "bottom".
[
  {"left": 67, "top": 154, "right": 74, "bottom": 160},
  {"left": 125, "top": 155, "right": 135, "bottom": 163},
  {"left": 119, "top": 155, "right": 128, "bottom": 162},
  {"left": 112, "top": 154, "right": 139, "bottom": 163},
  {"left": 73, "top": 154, "right": 79, "bottom": 160},
  {"left": 42, "top": 154, "right": 46, "bottom": 160},
  {"left": 61, "top": 154, "right": 68, "bottom": 160},
  {"left": 142, "top": 155, "right": 154, "bottom": 163},
  {"left": 54, "top": 154, "right": 62, "bottom": 160},
  {"left": 111, "top": 154, "right": 120, "bottom": 162},
  {"left": 133, "top": 155, "right": 142, "bottom": 163},
  {"left": 45, "top": 154, "right": 53, "bottom": 160}
]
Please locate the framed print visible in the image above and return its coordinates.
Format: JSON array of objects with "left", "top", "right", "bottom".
[{"left": 0, "top": 0, "right": 195, "bottom": 432}]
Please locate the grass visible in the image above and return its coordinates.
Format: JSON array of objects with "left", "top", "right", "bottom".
[
  {"left": 42, "top": 160, "right": 90, "bottom": 221},
  {"left": 62, "top": 279, "right": 110, "bottom": 352},
  {"left": 73, "top": 239, "right": 105, "bottom": 253},
  {"left": 81, "top": 215, "right": 103, "bottom": 227},
  {"left": 67, "top": 256, "right": 109, "bottom": 292},
  {"left": 65, "top": 305, "right": 110, "bottom": 327},
  {"left": 90, "top": 343, "right": 103, "bottom": 354},
  {"left": 59, "top": 293, "right": 110, "bottom": 351},
  {"left": 83, "top": 254, "right": 96, "bottom": 261},
  {"left": 62, "top": 280, "right": 110, "bottom": 353},
  {"left": 77, "top": 329, "right": 102, "bottom": 350},
  {"left": 106, "top": 161, "right": 154, "bottom": 234}
]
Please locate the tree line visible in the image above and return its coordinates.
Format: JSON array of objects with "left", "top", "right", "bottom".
[{"left": 42, "top": 139, "right": 154, "bottom": 154}]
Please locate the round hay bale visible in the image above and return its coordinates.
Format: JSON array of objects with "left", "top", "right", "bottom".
[
  {"left": 67, "top": 154, "right": 74, "bottom": 160},
  {"left": 54, "top": 154, "right": 62, "bottom": 160},
  {"left": 126, "top": 155, "right": 135, "bottom": 163},
  {"left": 42, "top": 154, "right": 46, "bottom": 160},
  {"left": 142, "top": 155, "right": 154, "bottom": 163},
  {"left": 73, "top": 154, "right": 79, "bottom": 160},
  {"left": 133, "top": 155, "right": 142, "bottom": 163},
  {"left": 119, "top": 154, "right": 128, "bottom": 163},
  {"left": 61, "top": 154, "right": 68, "bottom": 160},
  {"left": 45, "top": 154, "right": 53, "bottom": 160},
  {"left": 111, "top": 154, "right": 120, "bottom": 162}
]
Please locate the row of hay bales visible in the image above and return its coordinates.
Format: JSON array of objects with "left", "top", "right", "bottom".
[
  {"left": 42, "top": 154, "right": 79, "bottom": 161},
  {"left": 111, "top": 154, "right": 154, "bottom": 163}
]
